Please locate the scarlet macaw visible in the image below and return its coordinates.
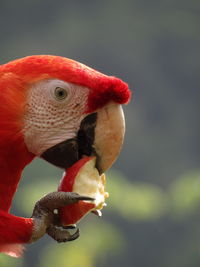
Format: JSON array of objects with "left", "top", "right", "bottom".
[{"left": 0, "top": 55, "right": 131, "bottom": 257}]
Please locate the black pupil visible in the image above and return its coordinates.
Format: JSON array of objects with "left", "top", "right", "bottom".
[{"left": 58, "top": 89, "right": 65, "bottom": 97}]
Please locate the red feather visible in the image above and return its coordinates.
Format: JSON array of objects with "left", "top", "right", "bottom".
[
  {"left": 0, "top": 55, "right": 131, "bottom": 256},
  {"left": 1, "top": 55, "right": 131, "bottom": 112}
]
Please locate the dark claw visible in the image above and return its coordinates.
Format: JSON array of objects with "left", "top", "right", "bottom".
[
  {"left": 75, "top": 195, "right": 95, "bottom": 202},
  {"left": 91, "top": 210, "right": 102, "bottom": 217},
  {"left": 47, "top": 225, "right": 80, "bottom": 243},
  {"left": 34, "top": 192, "right": 94, "bottom": 212},
  {"left": 62, "top": 224, "right": 77, "bottom": 230},
  {"left": 66, "top": 228, "right": 80, "bottom": 242}
]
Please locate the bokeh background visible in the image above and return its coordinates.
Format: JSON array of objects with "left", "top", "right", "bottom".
[{"left": 0, "top": 0, "right": 199, "bottom": 266}]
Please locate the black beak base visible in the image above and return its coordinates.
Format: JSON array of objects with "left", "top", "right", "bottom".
[{"left": 41, "top": 113, "right": 97, "bottom": 169}]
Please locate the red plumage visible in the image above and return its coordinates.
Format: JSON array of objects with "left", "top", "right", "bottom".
[
  {"left": 1, "top": 55, "right": 131, "bottom": 111},
  {"left": 0, "top": 55, "right": 131, "bottom": 257}
]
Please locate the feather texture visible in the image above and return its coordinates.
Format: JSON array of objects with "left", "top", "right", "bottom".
[
  {"left": 0, "top": 55, "right": 131, "bottom": 257},
  {"left": 0, "top": 55, "right": 131, "bottom": 112}
]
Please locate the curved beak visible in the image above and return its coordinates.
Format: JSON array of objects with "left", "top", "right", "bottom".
[
  {"left": 94, "top": 103, "right": 125, "bottom": 173},
  {"left": 41, "top": 103, "right": 125, "bottom": 174}
]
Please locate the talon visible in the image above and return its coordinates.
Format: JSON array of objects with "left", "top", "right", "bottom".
[
  {"left": 56, "top": 228, "right": 79, "bottom": 242},
  {"left": 34, "top": 192, "right": 94, "bottom": 211},
  {"left": 67, "top": 228, "right": 80, "bottom": 241},
  {"left": 75, "top": 195, "right": 95, "bottom": 202},
  {"left": 46, "top": 224, "right": 80, "bottom": 243},
  {"left": 91, "top": 210, "right": 102, "bottom": 217},
  {"left": 63, "top": 224, "right": 77, "bottom": 230}
]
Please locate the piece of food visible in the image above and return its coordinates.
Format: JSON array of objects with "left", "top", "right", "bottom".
[{"left": 58, "top": 156, "right": 109, "bottom": 225}]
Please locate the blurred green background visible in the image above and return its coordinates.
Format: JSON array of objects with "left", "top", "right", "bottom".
[{"left": 0, "top": 0, "right": 199, "bottom": 266}]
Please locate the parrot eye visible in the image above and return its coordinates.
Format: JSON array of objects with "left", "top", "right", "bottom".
[{"left": 54, "top": 87, "right": 68, "bottom": 100}]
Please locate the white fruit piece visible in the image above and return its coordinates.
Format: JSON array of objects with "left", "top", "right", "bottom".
[{"left": 73, "top": 157, "right": 109, "bottom": 210}]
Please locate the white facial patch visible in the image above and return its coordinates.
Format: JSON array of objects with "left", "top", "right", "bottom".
[{"left": 23, "top": 79, "right": 89, "bottom": 156}]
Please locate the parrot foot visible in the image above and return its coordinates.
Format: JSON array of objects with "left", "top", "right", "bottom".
[
  {"left": 30, "top": 192, "right": 94, "bottom": 243},
  {"left": 47, "top": 225, "right": 80, "bottom": 243}
]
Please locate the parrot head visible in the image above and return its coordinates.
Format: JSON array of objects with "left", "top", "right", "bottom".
[{"left": 0, "top": 55, "right": 131, "bottom": 173}]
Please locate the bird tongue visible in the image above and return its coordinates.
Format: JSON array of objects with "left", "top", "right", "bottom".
[{"left": 58, "top": 156, "right": 108, "bottom": 225}]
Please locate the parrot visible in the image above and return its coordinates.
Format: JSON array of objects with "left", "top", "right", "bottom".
[{"left": 0, "top": 55, "right": 131, "bottom": 257}]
